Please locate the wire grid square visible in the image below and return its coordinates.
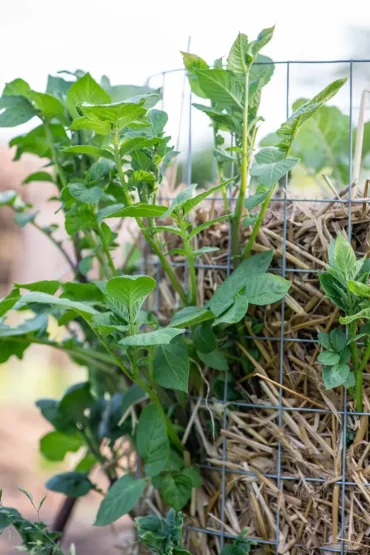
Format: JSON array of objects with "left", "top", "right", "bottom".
[{"left": 143, "top": 60, "right": 370, "bottom": 553}]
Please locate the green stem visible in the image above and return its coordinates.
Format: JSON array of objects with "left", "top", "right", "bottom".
[
  {"left": 95, "top": 218, "right": 117, "bottom": 277},
  {"left": 231, "top": 70, "right": 249, "bottom": 263},
  {"left": 180, "top": 219, "right": 197, "bottom": 305},
  {"left": 113, "top": 126, "right": 187, "bottom": 304},
  {"left": 355, "top": 341, "right": 370, "bottom": 412},
  {"left": 43, "top": 119, "right": 68, "bottom": 189},
  {"left": 243, "top": 134, "right": 296, "bottom": 259}
]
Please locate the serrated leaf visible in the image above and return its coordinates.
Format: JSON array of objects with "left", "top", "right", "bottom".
[
  {"left": 136, "top": 404, "right": 169, "bottom": 477},
  {"left": 153, "top": 343, "right": 189, "bottom": 392},
  {"left": 119, "top": 327, "right": 185, "bottom": 346},
  {"left": 250, "top": 147, "right": 299, "bottom": 187},
  {"left": 94, "top": 475, "right": 145, "bottom": 526},
  {"left": 322, "top": 363, "right": 350, "bottom": 390}
]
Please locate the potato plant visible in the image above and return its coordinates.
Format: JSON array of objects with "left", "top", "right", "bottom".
[
  {"left": 0, "top": 26, "right": 346, "bottom": 553},
  {"left": 318, "top": 234, "right": 370, "bottom": 411}
]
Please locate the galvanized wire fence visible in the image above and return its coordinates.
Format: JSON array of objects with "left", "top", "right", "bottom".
[{"left": 146, "top": 60, "right": 370, "bottom": 553}]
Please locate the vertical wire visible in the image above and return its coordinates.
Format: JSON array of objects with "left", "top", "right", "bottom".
[
  {"left": 340, "top": 60, "right": 353, "bottom": 555},
  {"left": 275, "top": 61, "right": 290, "bottom": 554},
  {"left": 219, "top": 135, "right": 235, "bottom": 550}
]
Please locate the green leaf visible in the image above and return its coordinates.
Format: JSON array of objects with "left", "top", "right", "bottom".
[
  {"left": 62, "top": 281, "right": 103, "bottom": 303},
  {"left": 170, "top": 306, "right": 215, "bottom": 328},
  {"left": 59, "top": 382, "right": 95, "bottom": 421},
  {"left": 245, "top": 273, "right": 290, "bottom": 305},
  {"left": 182, "top": 52, "right": 209, "bottom": 98},
  {"left": 197, "top": 349, "right": 229, "bottom": 370},
  {"left": 209, "top": 250, "right": 273, "bottom": 316},
  {"left": 322, "top": 363, "right": 350, "bottom": 390},
  {"left": 19, "top": 292, "right": 97, "bottom": 317},
  {"left": 195, "top": 70, "right": 244, "bottom": 109},
  {"left": 136, "top": 404, "right": 169, "bottom": 477},
  {"left": 3, "top": 78, "right": 31, "bottom": 96},
  {"left": 318, "top": 272, "right": 348, "bottom": 312},
  {"left": 0, "top": 95, "right": 38, "bottom": 127},
  {"left": 46, "top": 472, "right": 93, "bottom": 497},
  {"left": 14, "top": 212, "right": 36, "bottom": 227},
  {"left": 69, "top": 116, "right": 111, "bottom": 135},
  {"left": 347, "top": 280, "right": 370, "bottom": 297},
  {"left": 62, "top": 145, "right": 115, "bottom": 161},
  {"left": 317, "top": 350, "right": 341, "bottom": 366},
  {"left": 155, "top": 473, "right": 193, "bottom": 511},
  {"left": 161, "top": 184, "right": 198, "bottom": 219},
  {"left": 153, "top": 343, "right": 189, "bottom": 393},
  {"left": 340, "top": 308, "right": 370, "bottom": 325},
  {"left": 149, "top": 109, "right": 168, "bottom": 135},
  {"left": 36, "top": 399, "right": 72, "bottom": 432},
  {"left": 23, "top": 171, "right": 54, "bottom": 184},
  {"left": 221, "top": 528, "right": 253, "bottom": 554},
  {"left": 119, "top": 327, "right": 185, "bottom": 347},
  {"left": 0, "top": 314, "right": 48, "bottom": 338},
  {"left": 100, "top": 204, "right": 167, "bottom": 220},
  {"left": 0, "top": 289, "right": 20, "bottom": 317},
  {"left": 94, "top": 474, "right": 145, "bottom": 526},
  {"left": 227, "top": 33, "right": 250, "bottom": 74},
  {"left": 250, "top": 147, "right": 299, "bottom": 187},
  {"left": 14, "top": 280, "right": 60, "bottom": 295},
  {"left": 277, "top": 78, "right": 347, "bottom": 152},
  {"left": 330, "top": 329, "right": 347, "bottom": 352},
  {"left": 80, "top": 100, "right": 147, "bottom": 132},
  {"left": 333, "top": 234, "right": 357, "bottom": 279},
  {"left": 214, "top": 295, "right": 249, "bottom": 325},
  {"left": 106, "top": 275, "right": 156, "bottom": 322},
  {"left": 250, "top": 26, "right": 275, "bottom": 57},
  {"left": 193, "top": 321, "right": 217, "bottom": 354},
  {"left": 68, "top": 183, "right": 102, "bottom": 204},
  {"left": 40, "top": 431, "right": 82, "bottom": 462},
  {"left": 317, "top": 332, "right": 332, "bottom": 350},
  {"left": 189, "top": 215, "right": 230, "bottom": 239},
  {"left": 244, "top": 187, "right": 269, "bottom": 211},
  {"left": 27, "top": 91, "right": 65, "bottom": 119},
  {"left": 182, "top": 178, "right": 234, "bottom": 216},
  {"left": 182, "top": 467, "right": 203, "bottom": 488},
  {"left": 121, "top": 384, "right": 148, "bottom": 415},
  {"left": 345, "top": 372, "right": 356, "bottom": 389},
  {"left": 66, "top": 73, "right": 111, "bottom": 117}
]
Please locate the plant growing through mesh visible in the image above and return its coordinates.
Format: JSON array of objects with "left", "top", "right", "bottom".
[
  {"left": 0, "top": 26, "right": 348, "bottom": 551},
  {"left": 318, "top": 234, "right": 370, "bottom": 411},
  {"left": 183, "top": 28, "right": 347, "bottom": 261}
]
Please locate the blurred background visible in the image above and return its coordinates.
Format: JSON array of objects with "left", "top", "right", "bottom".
[{"left": 1, "top": 0, "right": 370, "bottom": 552}]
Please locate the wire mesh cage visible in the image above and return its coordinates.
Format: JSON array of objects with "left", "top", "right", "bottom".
[{"left": 143, "top": 59, "right": 370, "bottom": 554}]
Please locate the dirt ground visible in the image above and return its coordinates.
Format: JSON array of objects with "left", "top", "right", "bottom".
[{"left": 0, "top": 407, "right": 134, "bottom": 555}]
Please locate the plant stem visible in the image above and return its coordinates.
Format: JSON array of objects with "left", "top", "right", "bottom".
[
  {"left": 43, "top": 119, "right": 68, "bottom": 189},
  {"left": 180, "top": 218, "right": 197, "bottom": 305},
  {"left": 243, "top": 135, "right": 296, "bottom": 258},
  {"left": 355, "top": 341, "right": 370, "bottom": 412},
  {"left": 231, "top": 70, "right": 249, "bottom": 264},
  {"left": 113, "top": 126, "right": 187, "bottom": 303},
  {"left": 95, "top": 218, "right": 118, "bottom": 277},
  {"left": 213, "top": 127, "right": 229, "bottom": 215}
]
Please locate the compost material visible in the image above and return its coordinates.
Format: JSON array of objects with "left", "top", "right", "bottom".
[{"left": 146, "top": 182, "right": 370, "bottom": 554}]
